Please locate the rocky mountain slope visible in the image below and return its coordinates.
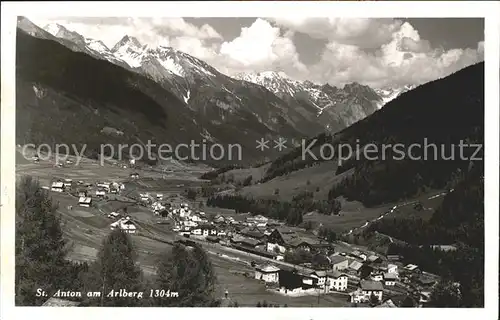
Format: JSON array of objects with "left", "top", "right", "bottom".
[
  {"left": 215, "top": 62, "right": 484, "bottom": 206},
  {"left": 16, "top": 16, "right": 419, "bottom": 166}
]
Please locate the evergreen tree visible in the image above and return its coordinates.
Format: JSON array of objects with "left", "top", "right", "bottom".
[
  {"left": 154, "top": 243, "right": 218, "bottom": 307},
  {"left": 15, "top": 176, "right": 69, "bottom": 305},
  {"left": 427, "top": 281, "right": 462, "bottom": 307},
  {"left": 81, "top": 229, "right": 144, "bottom": 306}
]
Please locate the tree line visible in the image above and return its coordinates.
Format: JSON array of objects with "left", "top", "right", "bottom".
[
  {"left": 363, "top": 166, "right": 484, "bottom": 307},
  {"left": 206, "top": 191, "right": 342, "bottom": 226}
]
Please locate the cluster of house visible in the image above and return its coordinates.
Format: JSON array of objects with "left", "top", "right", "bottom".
[
  {"left": 49, "top": 178, "right": 126, "bottom": 209},
  {"left": 254, "top": 263, "right": 349, "bottom": 295}
]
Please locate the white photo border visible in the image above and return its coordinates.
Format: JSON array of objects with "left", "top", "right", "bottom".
[{"left": 1, "top": 1, "right": 499, "bottom": 320}]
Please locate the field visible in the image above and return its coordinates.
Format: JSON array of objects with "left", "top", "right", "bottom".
[{"left": 239, "top": 161, "right": 345, "bottom": 201}]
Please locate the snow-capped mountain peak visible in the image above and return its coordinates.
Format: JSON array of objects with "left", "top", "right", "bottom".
[
  {"left": 110, "top": 35, "right": 147, "bottom": 68},
  {"left": 111, "top": 35, "right": 142, "bottom": 52},
  {"left": 85, "top": 38, "right": 109, "bottom": 54},
  {"left": 44, "top": 23, "right": 86, "bottom": 46},
  {"left": 375, "top": 84, "right": 416, "bottom": 108},
  {"left": 235, "top": 71, "right": 303, "bottom": 96}
]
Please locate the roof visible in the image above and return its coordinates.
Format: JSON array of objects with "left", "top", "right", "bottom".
[
  {"left": 349, "top": 260, "right": 364, "bottom": 271},
  {"left": 51, "top": 181, "right": 64, "bottom": 188},
  {"left": 329, "top": 255, "right": 348, "bottom": 265},
  {"left": 326, "top": 270, "right": 347, "bottom": 278},
  {"left": 367, "top": 255, "right": 380, "bottom": 262},
  {"left": 231, "top": 236, "right": 260, "bottom": 246},
  {"left": 310, "top": 270, "right": 327, "bottom": 277},
  {"left": 383, "top": 273, "right": 398, "bottom": 280},
  {"left": 360, "top": 280, "right": 384, "bottom": 291},
  {"left": 256, "top": 264, "right": 280, "bottom": 273},
  {"left": 376, "top": 299, "right": 397, "bottom": 308},
  {"left": 404, "top": 264, "right": 419, "bottom": 271},
  {"left": 42, "top": 297, "right": 80, "bottom": 306},
  {"left": 78, "top": 197, "right": 92, "bottom": 204}
]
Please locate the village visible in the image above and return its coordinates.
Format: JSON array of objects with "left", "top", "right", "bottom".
[{"left": 42, "top": 155, "right": 443, "bottom": 308}]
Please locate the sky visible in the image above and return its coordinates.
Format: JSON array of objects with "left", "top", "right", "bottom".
[{"left": 27, "top": 17, "right": 484, "bottom": 88}]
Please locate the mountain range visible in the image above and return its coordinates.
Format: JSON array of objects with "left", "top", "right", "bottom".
[{"left": 16, "top": 16, "right": 416, "bottom": 165}]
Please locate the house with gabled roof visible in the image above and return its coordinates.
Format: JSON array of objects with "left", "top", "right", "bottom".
[
  {"left": 78, "top": 196, "right": 92, "bottom": 208},
  {"left": 328, "top": 255, "right": 349, "bottom": 271},
  {"left": 326, "top": 270, "right": 349, "bottom": 292},
  {"left": 110, "top": 216, "right": 137, "bottom": 234},
  {"left": 51, "top": 181, "right": 64, "bottom": 192},
  {"left": 350, "top": 280, "right": 384, "bottom": 303},
  {"left": 255, "top": 264, "right": 280, "bottom": 283}
]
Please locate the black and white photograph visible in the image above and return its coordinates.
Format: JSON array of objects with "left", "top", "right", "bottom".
[{"left": 1, "top": 1, "right": 499, "bottom": 319}]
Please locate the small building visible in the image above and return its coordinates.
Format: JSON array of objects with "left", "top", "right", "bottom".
[
  {"left": 329, "top": 255, "right": 349, "bottom": 271},
  {"left": 404, "top": 264, "right": 420, "bottom": 273},
  {"left": 77, "top": 189, "right": 88, "bottom": 197},
  {"left": 350, "top": 250, "right": 367, "bottom": 261},
  {"left": 387, "top": 254, "right": 402, "bottom": 262},
  {"left": 42, "top": 297, "right": 80, "bottom": 307},
  {"left": 130, "top": 173, "right": 139, "bottom": 179},
  {"left": 51, "top": 181, "right": 64, "bottom": 192},
  {"left": 107, "top": 211, "right": 120, "bottom": 219},
  {"left": 367, "top": 254, "right": 381, "bottom": 263},
  {"left": 110, "top": 217, "right": 137, "bottom": 234},
  {"left": 376, "top": 299, "right": 397, "bottom": 308},
  {"left": 309, "top": 270, "right": 327, "bottom": 288},
  {"left": 387, "top": 264, "right": 398, "bottom": 275},
  {"left": 255, "top": 264, "right": 280, "bottom": 283},
  {"left": 63, "top": 179, "right": 73, "bottom": 189},
  {"left": 370, "top": 272, "right": 384, "bottom": 282},
  {"left": 349, "top": 260, "right": 364, "bottom": 273},
  {"left": 78, "top": 196, "right": 92, "bottom": 208},
  {"left": 351, "top": 280, "right": 384, "bottom": 303},
  {"left": 383, "top": 273, "right": 398, "bottom": 286},
  {"left": 95, "top": 189, "right": 106, "bottom": 197},
  {"left": 200, "top": 224, "right": 218, "bottom": 237},
  {"left": 326, "top": 270, "right": 349, "bottom": 292}
]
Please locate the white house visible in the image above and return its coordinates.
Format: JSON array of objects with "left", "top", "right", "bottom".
[
  {"left": 110, "top": 217, "right": 137, "bottom": 234},
  {"left": 63, "top": 179, "right": 73, "bottom": 189},
  {"left": 201, "top": 225, "right": 217, "bottom": 237},
  {"left": 383, "top": 273, "right": 398, "bottom": 286},
  {"left": 349, "top": 260, "right": 364, "bottom": 273},
  {"left": 96, "top": 189, "right": 106, "bottom": 197},
  {"left": 51, "top": 181, "right": 64, "bottom": 192},
  {"left": 217, "top": 230, "right": 227, "bottom": 237},
  {"left": 78, "top": 197, "right": 92, "bottom": 208},
  {"left": 254, "top": 264, "right": 280, "bottom": 283},
  {"left": 310, "top": 271, "right": 327, "bottom": 288},
  {"left": 267, "top": 242, "right": 286, "bottom": 254},
  {"left": 190, "top": 227, "right": 202, "bottom": 236},
  {"left": 404, "top": 264, "right": 420, "bottom": 273},
  {"left": 190, "top": 213, "right": 203, "bottom": 223},
  {"left": 108, "top": 211, "right": 120, "bottom": 219},
  {"left": 371, "top": 272, "right": 384, "bottom": 282},
  {"left": 351, "top": 280, "right": 384, "bottom": 303},
  {"left": 326, "top": 270, "right": 349, "bottom": 292},
  {"left": 387, "top": 264, "right": 398, "bottom": 275}
]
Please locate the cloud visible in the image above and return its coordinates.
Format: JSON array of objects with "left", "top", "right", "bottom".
[
  {"left": 308, "top": 22, "right": 484, "bottom": 88},
  {"left": 27, "top": 16, "right": 221, "bottom": 49},
  {"left": 269, "top": 18, "right": 403, "bottom": 49},
  {"left": 217, "top": 18, "right": 307, "bottom": 77},
  {"left": 27, "top": 17, "right": 483, "bottom": 89}
]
